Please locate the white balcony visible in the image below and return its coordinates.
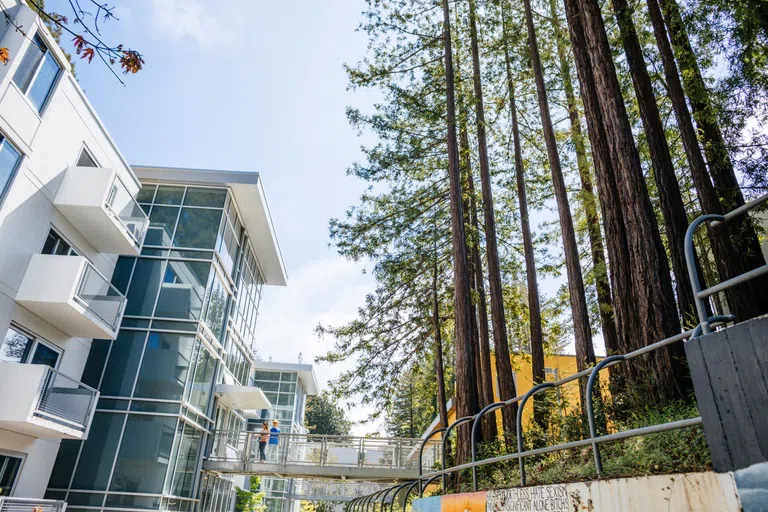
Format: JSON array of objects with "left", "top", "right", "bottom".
[
  {"left": 54, "top": 166, "right": 149, "bottom": 255},
  {"left": 0, "top": 362, "right": 99, "bottom": 439},
  {"left": 16, "top": 254, "right": 126, "bottom": 339},
  {"left": 215, "top": 384, "right": 271, "bottom": 410}
]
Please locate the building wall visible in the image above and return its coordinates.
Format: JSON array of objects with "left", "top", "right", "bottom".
[{"left": 0, "top": 2, "right": 141, "bottom": 500}]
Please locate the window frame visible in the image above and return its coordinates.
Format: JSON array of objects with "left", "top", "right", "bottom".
[
  {"left": 41, "top": 226, "right": 80, "bottom": 256},
  {"left": 0, "top": 134, "right": 24, "bottom": 209},
  {"left": 0, "top": 449, "right": 26, "bottom": 496},
  {"left": 2, "top": 323, "right": 62, "bottom": 369},
  {"left": 12, "top": 33, "right": 62, "bottom": 115},
  {"left": 76, "top": 145, "right": 99, "bottom": 168}
]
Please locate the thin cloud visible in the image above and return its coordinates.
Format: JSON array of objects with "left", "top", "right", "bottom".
[{"left": 146, "top": 0, "right": 235, "bottom": 48}]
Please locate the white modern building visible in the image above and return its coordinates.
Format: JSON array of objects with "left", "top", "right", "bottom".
[{"left": 0, "top": 3, "right": 295, "bottom": 512}]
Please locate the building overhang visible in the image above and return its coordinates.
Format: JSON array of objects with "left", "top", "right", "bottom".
[
  {"left": 132, "top": 165, "right": 288, "bottom": 286},
  {"left": 215, "top": 384, "right": 272, "bottom": 411}
]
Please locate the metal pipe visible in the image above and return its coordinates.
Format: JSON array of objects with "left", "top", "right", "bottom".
[
  {"left": 441, "top": 416, "right": 475, "bottom": 490},
  {"left": 418, "top": 426, "right": 445, "bottom": 496},
  {"left": 685, "top": 213, "right": 723, "bottom": 333},
  {"left": 390, "top": 483, "right": 411, "bottom": 512},
  {"left": 419, "top": 473, "right": 444, "bottom": 498},
  {"left": 698, "top": 264, "right": 768, "bottom": 299},
  {"left": 516, "top": 382, "right": 555, "bottom": 485},
  {"left": 403, "top": 480, "right": 421, "bottom": 511},
  {"left": 471, "top": 400, "right": 506, "bottom": 491},
  {"left": 586, "top": 355, "right": 624, "bottom": 477}
]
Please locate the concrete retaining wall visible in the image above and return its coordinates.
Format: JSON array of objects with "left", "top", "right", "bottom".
[{"left": 411, "top": 471, "right": 743, "bottom": 512}]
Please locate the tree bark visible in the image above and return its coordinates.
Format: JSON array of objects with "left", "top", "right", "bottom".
[
  {"left": 522, "top": 0, "right": 595, "bottom": 417},
  {"left": 561, "top": 0, "right": 630, "bottom": 395},
  {"left": 467, "top": 0, "right": 518, "bottom": 438},
  {"left": 659, "top": 0, "right": 768, "bottom": 320},
  {"left": 548, "top": 0, "right": 619, "bottom": 357},
  {"left": 441, "top": 0, "right": 479, "bottom": 465},
  {"left": 567, "top": 0, "right": 686, "bottom": 402},
  {"left": 501, "top": 4, "right": 542, "bottom": 438},
  {"left": 433, "top": 220, "right": 449, "bottom": 430},
  {"left": 610, "top": 0, "right": 696, "bottom": 327}
]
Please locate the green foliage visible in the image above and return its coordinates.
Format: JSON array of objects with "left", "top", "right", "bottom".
[
  {"left": 300, "top": 501, "right": 336, "bottom": 512},
  {"left": 235, "top": 477, "right": 265, "bottom": 512},
  {"left": 305, "top": 392, "right": 353, "bottom": 436}
]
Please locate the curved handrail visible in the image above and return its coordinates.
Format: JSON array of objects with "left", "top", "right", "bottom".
[
  {"left": 419, "top": 473, "right": 443, "bottom": 498},
  {"left": 441, "top": 416, "right": 475, "bottom": 489},
  {"left": 470, "top": 397, "right": 521, "bottom": 491},
  {"left": 516, "top": 382, "right": 555, "bottom": 485}
]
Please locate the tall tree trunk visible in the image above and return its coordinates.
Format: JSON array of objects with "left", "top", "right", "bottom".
[
  {"left": 501, "top": 13, "right": 545, "bottom": 419},
  {"left": 644, "top": 0, "right": 760, "bottom": 327},
  {"left": 570, "top": 0, "right": 687, "bottom": 402},
  {"left": 441, "top": 0, "right": 479, "bottom": 465},
  {"left": 611, "top": 0, "right": 696, "bottom": 327},
  {"left": 466, "top": 0, "right": 518, "bottom": 438},
  {"left": 455, "top": 29, "right": 497, "bottom": 442},
  {"left": 548, "top": 0, "right": 619, "bottom": 357},
  {"left": 521, "top": 0, "right": 595, "bottom": 418},
  {"left": 659, "top": 0, "right": 768, "bottom": 321},
  {"left": 561, "top": 0, "right": 630, "bottom": 395},
  {"left": 433, "top": 220, "right": 449, "bottom": 430}
]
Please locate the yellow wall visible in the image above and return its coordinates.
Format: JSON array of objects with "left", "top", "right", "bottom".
[{"left": 440, "top": 353, "right": 609, "bottom": 436}]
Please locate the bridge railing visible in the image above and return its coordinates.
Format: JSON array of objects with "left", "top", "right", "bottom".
[
  {"left": 207, "top": 430, "right": 442, "bottom": 471},
  {"left": 290, "top": 480, "right": 388, "bottom": 500}
]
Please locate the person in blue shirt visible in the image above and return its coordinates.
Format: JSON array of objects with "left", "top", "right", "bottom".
[{"left": 268, "top": 419, "right": 280, "bottom": 460}]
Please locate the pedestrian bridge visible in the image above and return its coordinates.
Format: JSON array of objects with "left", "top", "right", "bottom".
[{"left": 202, "top": 431, "right": 441, "bottom": 481}]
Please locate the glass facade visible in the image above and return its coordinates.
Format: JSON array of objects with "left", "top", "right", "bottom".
[{"left": 47, "top": 184, "right": 267, "bottom": 512}]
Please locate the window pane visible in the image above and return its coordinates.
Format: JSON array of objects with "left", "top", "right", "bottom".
[
  {"left": 154, "top": 186, "right": 184, "bottom": 205},
  {"left": 183, "top": 188, "right": 226, "bottom": 207},
  {"left": 111, "top": 256, "right": 135, "bottom": 295},
  {"left": 254, "top": 371, "right": 281, "bottom": 382},
  {"left": 71, "top": 412, "right": 123, "bottom": 490},
  {"left": 48, "top": 439, "right": 81, "bottom": 488},
  {"left": 189, "top": 345, "right": 215, "bottom": 412},
  {"left": 172, "top": 424, "right": 202, "bottom": 497},
  {"left": 76, "top": 150, "right": 97, "bottom": 167},
  {"left": 30, "top": 342, "right": 59, "bottom": 367},
  {"left": 12, "top": 37, "right": 44, "bottom": 92},
  {"left": 1, "top": 327, "right": 32, "bottom": 363},
  {"left": 110, "top": 415, "right": 177, "bottom": 494},
  {"left": 173, "top": 208, "right": 222, "bottom": 249},
  {"left": 0, "top": 454, "right": 23, "bottom": 493},
  {"left": 0, "top": 140, "right": 21, "bottom": 200},
  {"left": 28, "top": 52, "right": 60, "bottom": 112},
  {"left": 124, "top": 259, "right": 165, "bottom": 316},
  {"left": 136, "top": 185, "right": 156, "bottom": 204},
  {"left": 81, "top": 339, "right": 110, "bottom": 388},
  {"left": 145, "top": 206, "right": 179, "bottom": 246},
  {"left": 100, "top": 330, "right": 147, "bottom": 396},
  {"left": 154, "top": 260, "right": 211, "bottom": 320},
  {"left": 134, "top": 332, "right": 195, "bottom": 400},
  {"left": 203, "top": 272, "right": 229, "bottom": 341}
]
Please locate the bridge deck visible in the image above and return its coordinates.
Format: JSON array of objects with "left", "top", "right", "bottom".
[{"left": 204, "top": 431, "right": 441, "bottom": 482}]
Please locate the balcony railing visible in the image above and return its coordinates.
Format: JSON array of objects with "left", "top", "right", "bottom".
[
  {"left": 34, "top": 366, "right": 99, "bottom": 433},
  {"left": 73, "top": 259, "right": 126, "bottom": 333},
  {"left": 0, "top": 498, "right": 67, "bottom": 512},
  {"left": 104, "top": 173, "right": 149, "bottom": 248}
]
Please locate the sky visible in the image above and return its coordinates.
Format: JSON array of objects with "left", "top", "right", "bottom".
[{"left": 51, "top": 0, "right": 383, "bottom": 432}]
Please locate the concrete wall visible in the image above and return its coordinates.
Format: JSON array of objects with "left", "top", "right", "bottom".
[
  {"left": 0, "top": 2, "right": 140, "bottom": 499},
  {"left": 412, "top": 471, "right": 742, "bottom": 512}
]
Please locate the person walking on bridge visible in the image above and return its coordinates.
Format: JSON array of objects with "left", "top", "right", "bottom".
[
  {"left": 269, "top": 419, "right": 280, "bottom": 461},
  {"left": 258, "top": 422, "right": 269, "bottom": 462}
]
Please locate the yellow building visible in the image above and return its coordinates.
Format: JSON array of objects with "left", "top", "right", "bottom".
[{"left": 424, "top": 352, "right": 609, "bottom": 438}]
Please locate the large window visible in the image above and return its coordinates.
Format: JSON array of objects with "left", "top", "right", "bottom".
[
  {"left": 110, "top": 415, "right": 177, "bottom": 494},
  {"left": 252, "top": 371, "right": 301, "bottom": 428},
  {"left": 12, "top": 35, "right": 61, "bottom": 113},
  {"left": 134, "top": 332, "right": 195, "bottom": 400},
  {"left": 0, "top": 452, "right": 23, "bottom": 495},
  {"left": 0, "top": 325, "right": 60, "bottom": 368},
  {"left": 41, "top": 228, "right": 79, "bottom": 256},
  {"left": 70, "top": 413, "right": 123, "bottom": 490},
  {"left": 0, "top": 135, "right": 21, "bottom": 205}
]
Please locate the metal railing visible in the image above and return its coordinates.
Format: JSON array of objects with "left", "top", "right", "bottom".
[
  {"left": 347, "top": 193, "right": 768, "bottom": 511},
  {"left": 207, "top": 431, "right": 441, "bottom": 471},
  {"left": 0, "top": 497, "right": 67, "bottom": 512},
  {"left": 290, "top": 480, "right": 388, "bottom": 501},
  {"left": 34, "top": 366, "right": 99, "bottom": 432},
  {"left": 73, "top": 260, "right": 127, "bottom": 332},
  {"left": 104, "top": 174, "right": 149, "bottom": 249}
]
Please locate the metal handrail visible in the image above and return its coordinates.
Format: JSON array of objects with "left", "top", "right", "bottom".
[
  {"left": 73, "top": 259, "right": 127, "bottom": 331},
  {"left": 35, "top": 366, "right": 99, "bottom": 432},
  {"left": 104, "top": 173, "right": 149, "bottom": 248},
  {"left": 685, "top": 192, "right": 768, "bottom": 335}
]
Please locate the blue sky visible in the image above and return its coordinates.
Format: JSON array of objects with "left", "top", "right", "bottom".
[{"left": 55, "top": 0, "right": 383, "bottom": 429}]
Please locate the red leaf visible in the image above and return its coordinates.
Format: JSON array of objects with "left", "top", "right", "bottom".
[{"left": 81, "top": 47, "right": 94, "bottom": 63}]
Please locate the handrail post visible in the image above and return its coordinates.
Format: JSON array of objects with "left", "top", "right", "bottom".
[
  {"left": 242, "top": 432, "right": 252, "bottom": 463},
  {"left": 417, "top": 427, "right": 445, "bottom": 497},
  {"left": 586, "top": 355, "right": 624, "bottom": 477},
  {"left": 471, "top": 401, "right": 508, "bottom": 491},
  {"left": 684, "top": 214, "right": 723, "bottom": 334},
  {"left": 516, "top": 383, "right": 554, "bottom": 486}
]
